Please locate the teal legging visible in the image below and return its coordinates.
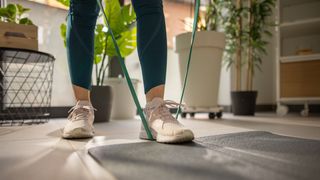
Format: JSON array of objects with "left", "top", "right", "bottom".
[{"left": 67, "top": 0, "right": 167, "bottom": 94}]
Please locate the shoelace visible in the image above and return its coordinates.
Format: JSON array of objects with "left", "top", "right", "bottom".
[
  {"left": 67, "top": 105, "right": 96, "bottom": 122},
  {"left": 148, "top": 100, "right": 185, "bottom": 124}
]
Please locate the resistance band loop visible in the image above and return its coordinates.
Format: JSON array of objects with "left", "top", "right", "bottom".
[
  {"left": 96, "top": 0, "right": 153, "bottom": 140},
  {"left": 96, "top": 0, "right": 200, "bottom": 140}
]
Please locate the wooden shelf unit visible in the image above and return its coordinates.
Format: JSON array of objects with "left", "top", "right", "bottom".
[{"left": 276, "top": 0, "right": 320, "bottom": 116}]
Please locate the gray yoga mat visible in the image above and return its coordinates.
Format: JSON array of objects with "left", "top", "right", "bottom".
[{"left": 88, "top": 131, "right": 320, "bottom": 180}]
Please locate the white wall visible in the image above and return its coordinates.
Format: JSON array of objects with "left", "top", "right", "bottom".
[
  {"left": 253, "top": 13, "right": 277, "bottom": 104},
  {"left": 255, "top": 31, "right": 277, "bottom": 104}
]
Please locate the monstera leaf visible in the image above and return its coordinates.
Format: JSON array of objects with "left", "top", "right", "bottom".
[
  {"left": 103, "top": 0, "right": 125, "bottom": 36},
  {"left": 106, "top": 27, "right": 137, "bottom": 57},
  {"left": 121, "top": 4, "right": 136, "bottom": 28}
]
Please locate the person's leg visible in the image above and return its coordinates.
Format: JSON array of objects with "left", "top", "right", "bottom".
[
  {"left": 67, "top": 0, "right": 99, "bottom": 99},
  {"left": 132, "top": 0, "right": 194, "bottom": 143},
  {"left": 63, "top": 0, "right": 99, "bottom": 139},
  {"left": 131, "top": 0, "right": 167, "bottom": 102}
]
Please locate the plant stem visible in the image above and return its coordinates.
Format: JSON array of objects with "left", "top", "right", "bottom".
[
  {"left": 246, "top": 0, "right": 254, "bottom": 91},
  {"left": 97, "top": 34, "right": 109, "bottom": 86},
  {"left": 235, "top": 0, "right": 242, "bottom": 91},
  {"left": 101, "top": 56, "right": 111, "bottom": 84},
  {"left": 98, "top": 52, "right": 107, "bottom": 86},
  {"left": 95, "top": 60, "right": 98, "bottom": 86}
]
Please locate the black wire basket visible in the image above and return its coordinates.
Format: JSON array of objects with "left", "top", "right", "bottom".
[{"left": 0, "top": 48, "right": 55, "bottom": 126}]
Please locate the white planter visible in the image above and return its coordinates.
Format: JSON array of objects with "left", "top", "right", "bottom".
[
  {"left": 173, "top": 31, "right": 226, "bottom": 108},
  {"left": 104, "top": 77, "right": 139, "bottom": 120}
]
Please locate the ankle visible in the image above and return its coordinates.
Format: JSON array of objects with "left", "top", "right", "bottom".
[
  {"left": 145, "top": 85, "right": 165, "bottom": 102},
  {"left": 146, "top": 96, "right": 163, "bottom": 103},
  {"left": 76, "top": 100, "right": 92, "bottom": 107}
]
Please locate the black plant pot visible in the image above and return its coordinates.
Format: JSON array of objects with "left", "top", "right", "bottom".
[
  {"left": 231, "top": 91, "right": 258, "bottom": 116},
  {"left": 90, "top": 86, "right": 113, "bottom": 123}
]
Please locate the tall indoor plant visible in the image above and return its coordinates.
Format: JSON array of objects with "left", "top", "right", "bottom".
[
  {"left": 221, "top": 0, "right": 275, "bottom": 115},
  {"left": 58, "top": 0, "right": 137, "bottom": 121},
  {"left": 174, "top": 0, "right": 226, "bottom": 118}
]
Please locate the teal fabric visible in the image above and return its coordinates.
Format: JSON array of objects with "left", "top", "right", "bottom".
[
  {"left": 66, "top": 0, "right": 99, "bottom": 90},
  {"left": 132, "top": 0, "right": 167, "bottom": 93},
  {"left": 67, "top": 0, "right": 167, "bottom": 93}
]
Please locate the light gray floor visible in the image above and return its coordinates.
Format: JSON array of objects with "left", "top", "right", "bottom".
[{"left": 0, "top": 113, "right": 320, "bottom": 180}]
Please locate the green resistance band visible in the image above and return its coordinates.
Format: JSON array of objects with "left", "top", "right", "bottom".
[
  {"left": 96, "top": 0, "right": 200, "bottom": 140},
  {"left": 175, "top": 0, "right": 200, "bottom": 120}
]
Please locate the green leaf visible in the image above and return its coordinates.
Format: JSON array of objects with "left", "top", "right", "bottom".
[
  {"left": 19, "top": 17, "right": 33, "bottom": 25},
  {"left": 0, "top": 8, "right": 10, "bottom": 20},
  {"left": 121, "top": 4, "right": 136, "bottom": 26},
  {"left": 16, "top": 4, "right": 30, "bottom": 16},
  {"left": 6, "top": 4, "right": 16, "bottom": 15},
  {"left": 106, "top": 27, "right": 137, "bottom": 57},
  {"left": 60, "top": 23, "right": 67, "bottom": 46},
  {"left": 118, "top": 27, "right": 137, "bottom": 57},
  {"left": 6, "top": 4, "right": 17, "bottom": 22},
  {"left": 56, "top": 0, "right": 70, "bottom": 7},
  {"left": 264, "top": 30, "right": 272, "bottom": 37},
  {"left": 104, "top": 0, "right": 125, "bottom": 36},
  {"left": 94, "top": 55, "right": 102, "bottom": 64},
  {"left": 94, "top": 24, "right": 106, "bottom": 59}
]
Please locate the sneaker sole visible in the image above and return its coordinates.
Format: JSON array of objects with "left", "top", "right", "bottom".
[
  {"left": 62, "top": 127, "right": 94, "bottom": 139},
  {"left": 139, "top": 129, "right": 194, "bottom": 144}
]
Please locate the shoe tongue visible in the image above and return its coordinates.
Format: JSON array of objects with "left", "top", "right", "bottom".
[
  {"left": 146, "top": 97, "right": 164, "bottom": 108},
  {"left": 76, "top": 100, "right": 91, "bottom": 107}
]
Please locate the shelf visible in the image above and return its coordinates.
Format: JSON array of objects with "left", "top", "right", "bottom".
[
  {"left": 280, "top": 53, "right": 320, "bottom": 63},
  {"left": 280, "top": 97, "right": 320, "bottom": 103},
  {"left": 280, "top": 17, "right": 320, "bottom": 38},
  {"left": 277, "top": 0, "right": 320, "bottom": 103},
  {"left": 280, "top": 0, "right": 319, "bottom": 7},
  {"left": 280, "top": 60, "right": 320, "bottom": 98},
  {"left": 281, "top": 17, "right": 320, "bottom": 28}
]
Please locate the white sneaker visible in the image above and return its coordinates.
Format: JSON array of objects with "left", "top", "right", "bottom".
[
  {"left": 139, "top": 97, "right": 194, "bottom": 143},
  {"left": 62, "top": 100, "right": 95, "bottom": 139}
]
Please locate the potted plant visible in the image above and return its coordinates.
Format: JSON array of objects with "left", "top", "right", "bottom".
[
  {"left": 58, "top": 0, "right": 137, "bottom": 121},
  {"left": 173, "top": 0, "right": 226, "bottom": 114},
  {"left": 0, "top": 3, "right": 38, "bottom": 51},
  {"left": 221, "top": 0, "right": 275, "bottom": 115}
]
